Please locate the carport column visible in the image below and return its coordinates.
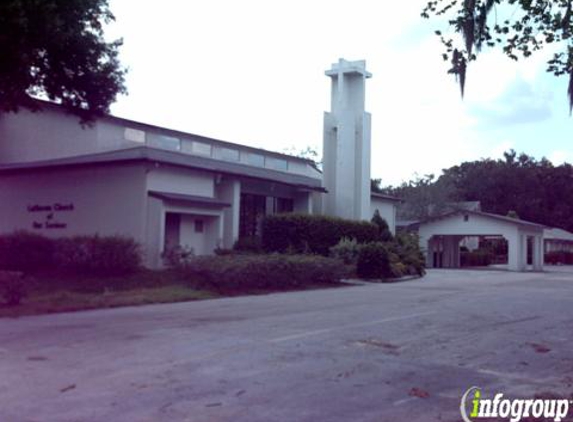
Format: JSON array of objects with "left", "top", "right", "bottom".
[
  {"left": 453, "top": 235, "right": 463, "bottom": 268},
  {"left": 507, "top": 230, "right": 520, "bottom": 271},
  {"left": 419, "top": 234, "right": 432, "bottom": 268},
  {"left": 216, "top": 179, "right": 241, "bottom": 249},
  {"left": 533, "top": 235, "right": 544, "bottom": 271},
  {"left": 520, "top": 234, "right": 528, "bottom": 271}
]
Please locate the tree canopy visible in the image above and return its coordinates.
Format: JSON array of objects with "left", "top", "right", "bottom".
[
  {"left": 0, "top": 0, "right": 126, "bottom": 122},
  {"left": 422, "top": 0, "right": 573, "bottom": 111},
  {"left": 381, "top": 151, "right": 573, "bottom": 232}
]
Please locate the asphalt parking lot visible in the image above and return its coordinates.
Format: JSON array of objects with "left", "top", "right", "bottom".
[{"left": 1, "top": 268, "right": 572, "bottom": 422}]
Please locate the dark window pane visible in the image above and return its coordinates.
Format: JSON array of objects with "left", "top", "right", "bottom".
[{"left": 239, "top": 193, "right": 266, "bottom": 238}]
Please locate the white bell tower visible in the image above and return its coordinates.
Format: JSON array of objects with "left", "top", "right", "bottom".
[{"left": 322, "top": 58, "right": 372, "bottom": 220}]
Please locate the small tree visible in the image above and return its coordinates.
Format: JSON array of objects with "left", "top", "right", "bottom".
[
  {"left": 0, "top": 0, "right": 127, "bottom": 122},
  {"left": 506, "top": 210, "right": 520, "bottom": 219},
  {"left": 371, "top": 210, "right": 393, "bottom": 242}
]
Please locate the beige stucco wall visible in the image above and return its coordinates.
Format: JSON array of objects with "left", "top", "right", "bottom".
[
  {"left": 146, "top": 165, "right": 215, "bottom": 197},
  {"left": 0, "top": 164, "right": 147, "bottom": 243},
  {"left": 0, "top": 107, "right": 140, "bottom": 163}
]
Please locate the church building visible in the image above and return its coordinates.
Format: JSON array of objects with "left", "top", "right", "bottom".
[{"left": 0, "top": 59, "right": 398, "bottom": 267}]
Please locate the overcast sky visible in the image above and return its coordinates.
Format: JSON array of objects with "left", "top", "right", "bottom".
[{"left": 106, "top": 0, "right": 572, "bottom": 186}]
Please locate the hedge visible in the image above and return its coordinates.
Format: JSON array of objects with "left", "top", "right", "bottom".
[
  {"left": 262, "top": 214, "right": 380, "bottom": 255},
  {"left": 460, "top": 249, "right": 493, "bottom": 267},
  {"left": 0, "top": 231, "right": 142, "bottom": 276},
  {"left": 178, "top": 254, "right": 347, "bottom": 292},
  {"left": 545, "top": 251, "right": 573, "bottom": 265},
  {"left": 0, "top": 231, "right": 54, "bottom": 273}
]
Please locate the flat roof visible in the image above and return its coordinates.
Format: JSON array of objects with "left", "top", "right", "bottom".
[
  {"left": 413, "top": 209, "right": 548, "bottom": 230},
  {"left": 544, "top": 227, "right": 573, "bottom": 241},
  {"left": 0, "top": 146, "right": 326, "bottom": 192},
  {"left": 371, "top": 192, "right": 401, "bottom": 202}
]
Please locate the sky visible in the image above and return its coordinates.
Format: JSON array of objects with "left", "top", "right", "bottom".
[{"left": 106, "top": 0, "right": 572, "bottom": 186}]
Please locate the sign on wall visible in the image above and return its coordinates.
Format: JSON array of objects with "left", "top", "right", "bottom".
[{"left": 27, "top": 202, "right": 74, "bottom": 229}]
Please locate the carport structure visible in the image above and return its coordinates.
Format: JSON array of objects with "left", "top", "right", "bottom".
[{"left": 415, "top": 210, "right": 546, "bottom": 272}]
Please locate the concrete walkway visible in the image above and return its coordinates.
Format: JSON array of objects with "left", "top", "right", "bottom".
[{"left": 1, "top": 269, "right": 572, "bottom": 422}]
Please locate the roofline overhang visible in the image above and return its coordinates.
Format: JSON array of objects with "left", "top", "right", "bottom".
[{"left": 0, "top": 147, "right": 326, "bottom": 192}]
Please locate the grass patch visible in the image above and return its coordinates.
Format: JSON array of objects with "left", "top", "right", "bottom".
[
  {"left": 0, "top": 285, "right": 218, "bottom": 318},
  {"left": 0, "top": 266, "right": 348, "bottom": 318}
]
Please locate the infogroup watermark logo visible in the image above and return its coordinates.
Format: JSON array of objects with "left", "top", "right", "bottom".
[{"left": 460, "top": 387, "right": 572, "bottom": 422}]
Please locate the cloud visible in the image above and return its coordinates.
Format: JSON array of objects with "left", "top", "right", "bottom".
[
  {"left": 469, "top": 77, "right": 553, "bottom": 128},
  {"left": 548, "top": 150, "right": 572, "bottom": 165},
  {"left": 489, "top": 140, "right": 515, "bottom": 159}
]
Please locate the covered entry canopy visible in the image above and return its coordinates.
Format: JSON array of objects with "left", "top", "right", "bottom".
[{"left": 414, "top": 210, "right": 547, "bottom": 272}]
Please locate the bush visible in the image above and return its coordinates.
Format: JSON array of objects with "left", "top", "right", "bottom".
[
  {"left": 390, "top": 232, "right": 426, "bottom": 276},
  {"left": 0, "top": 231, "right": 54, "bottom": 272},
  {"left": 0, "top": 231, "right": 142, "bottom": 277},
  {"left": 262, "top": 214, "right": 379, "bottom": 255},
  {"left": 0, "top": 271, "right": 28, "bottom": 306},
  {"left": 356, "top": 242, "right": 392, "bottom": 279},
  {"left": 330, "top": 237, "right": 361, "bottom": 265},
  {"left": 162, "top": 245, "right": 195, "bottom": 267},
  {"left": 54, "top": 235, "right": 142, "bottom": 276},
  {"left": 178, "top": 254, "right": 347, "bottom": 292},
  {"left": 330, "top": 232, "right": 426, "bottom": 279},
  {"left": 233, "top": 236, "right": 263, "bottom": 253},
  {"left": 460, "top": 249, "right": 493, "bottom": 267},
  {"left": 545, "top": 251, "right": 573, "bottom": 265},
  {"left": 371, "top": 210, "right": 393, "bottom": 242}
]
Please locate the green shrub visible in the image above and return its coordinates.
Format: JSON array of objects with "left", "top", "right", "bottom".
[
  {"left": 545, "top": 251, "right": 573, "bottom": 265},
  {"left": 356, "top": 242, "right": 392, "bottom": 279},
  {"left": 331, "top": 232, "right": 426, "bottom": 279},
  {"left": 330, "top": 237, "right": 361, "bottom": 265},
  {"left": 233, "top": 236, "right": 263, "bottom": 253},
  {"left": 54, "top": 235, "right": 142, "bottom": 276},
  {"left": 179, "top": 254, "right": 347, "bottom": 292},
  {"left": 371, "top": 210, "right": 393, "bottom": 242},
  {"left": 262, "top": 214, "right": 379, "bottom": 255},
  {"left": 0, "top": 231, "right": 54, "bottom": 272},
  {"left": 0, "top": 271, "right": 28, "bottom": 306},
  {"left": 0, "top": 232, "right": 142, "bottom": 276},
  {"left": 390, "top": 232, "right": 426, "bottom": 276},
  {"left": 162, "top": 245, "right": 195, "bottom": 267}
]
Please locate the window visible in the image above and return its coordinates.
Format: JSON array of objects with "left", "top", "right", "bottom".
[
  {"left": 464, "top": 214, "right": 469, "bottom": 222},
  {"left": 164, "top": 213, "right": 181, "bottom": 251},
  {"left": 220, "top": 147, "right": 239, "bottom": 161},
  {"left": 124, "top": 128, "right": 146, "bottom": 143},
  {"left": 191, "top": 141, "right": 212, "bottom": 156},
  {"left": 148, "top": 134, "right": 181, "bottom": 151},
  {"left": 266, "top": 157, "right": 288, "bottom": 171},
  {"left": 239, "top": 193, "right": 266, "bottom": 238},
  {"left": 194, "top": 219, "right": 204, "bottom": 233},
  {"left": 273, "top": 197, "right": 294, "bottom": 214},
  {"left": 247, "top": 153, "right": 265, "bottom": 167}
]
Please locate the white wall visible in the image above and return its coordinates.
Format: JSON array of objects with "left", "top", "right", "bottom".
[
  {"left": 322, "top": 60, "right": 372, "bottom": 221},
  {"left": 0, "top": 164, "right": 147, "bottom": 242},
  {"left": 216, "top": 178, "right": 240, "bottom": 248},
  {"left": 0, "top": 107, "right": 140, "bottom": 163},
  {"left": 180, "top": 215, "right": 220, "bottom": 255},
  {"left": 417, "top": 213, "right": 544, "bottom": 271},
  {"left": 147, "top": 166, "right": 215, "bottom": 197}
]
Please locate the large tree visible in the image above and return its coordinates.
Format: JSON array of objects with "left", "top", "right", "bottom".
[
  {"left": 0, "top": 0, "right": 126, "bottom": 122},
  {"left": 422, "top": 0, "right": 573, "bottom": 111},
  {"left": 383, "top": 151, "right": 573, "bottom": 232}
]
